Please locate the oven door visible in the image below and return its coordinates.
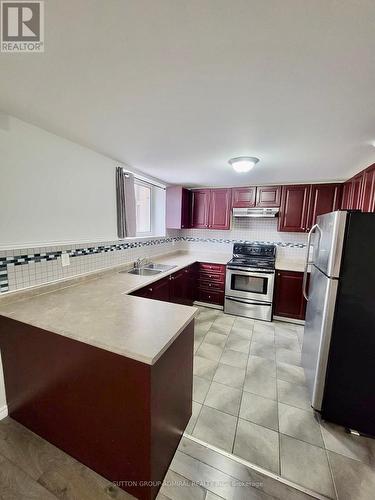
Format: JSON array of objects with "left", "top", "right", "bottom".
[{"left": 225, "top": 267, "right": 275, "bottom": 303}]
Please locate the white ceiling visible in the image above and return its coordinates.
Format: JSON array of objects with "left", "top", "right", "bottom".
[{"left": 1, "top": 0, "right": 375, "bottom": 187}]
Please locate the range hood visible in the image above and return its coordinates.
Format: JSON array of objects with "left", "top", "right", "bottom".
[{"left": 232, "top": 207, "right": 279, "bottom": 218}]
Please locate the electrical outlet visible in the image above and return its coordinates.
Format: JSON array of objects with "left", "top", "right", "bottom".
[{"left": 61, "top": 253, "right": 70, "bottom": 267}]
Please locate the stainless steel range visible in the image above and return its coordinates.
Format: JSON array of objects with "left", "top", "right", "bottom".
[{"left": 224, "top": 243, "right": 276, "bottom": 322}]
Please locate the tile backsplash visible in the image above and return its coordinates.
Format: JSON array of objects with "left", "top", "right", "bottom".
[
  {"left": 0, "top": 232, "right": 184, "bottom": 294},
  {"left": 181, "top": 218, "right": 308, "bottom": 260},
  {"left": 0, "top": 219, "right": 307, "bottom": 294}
]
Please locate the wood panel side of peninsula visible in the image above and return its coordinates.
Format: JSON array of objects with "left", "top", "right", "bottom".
[{"left": 0, "top": 316, "right": 194, "bottom": 500}]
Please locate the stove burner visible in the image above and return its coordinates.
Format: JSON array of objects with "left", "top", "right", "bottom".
[{"left": 227, "top": 243, "right": 276, "bottom": 270}]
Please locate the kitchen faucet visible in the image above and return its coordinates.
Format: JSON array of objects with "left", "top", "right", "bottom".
[{"left": 134, "top": 257, "right": 149, "bottom": 269}]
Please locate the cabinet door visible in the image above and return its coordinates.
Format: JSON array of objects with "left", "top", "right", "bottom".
[
  {"left": 181, "top": 188, "right": 191, "bottom": 228},
  {"left": 351, "top": 174, "right": 364, "bottom": 210},
  {"left": 278, "top": 185, "right": 311, "bottom": 232},
  {"left": 191, "top": 190, "right": 210, "bottom": 228},
  {"left": 232, "top": 187, "right": 256, "bottom": 208},
  {"left": 170, "top": 270, "right": 189, "bottom": 305},
  {"left": 185, "top": 264, "right": 197, "bottom": 305},
  {"left": 274, "top": 270, "right": 308, "bottom": 320},
  {"left": 341, "top": 182, "right": 352, "bottom": 209},
  {"left": 149, "top": 277, "right": 171, "bottom": 302},
  {"left": 307, "top": 184, "right": 342, "bottom": 229},
  {"left": 209, "top": 189, "right": 232, "bottom": 229},
  {"left": 361, "top": 164, "right": 375, "bottom": 212},
  {"left": 255, "top": 186, "right": 281, "bottom": 207},
  {"left": 166, "top": 187, "right": 191, "bottom": 229}
]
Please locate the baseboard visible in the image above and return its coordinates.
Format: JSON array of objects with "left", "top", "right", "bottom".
[
  {"left": 0, "top": 404, "right": 8, "bottom": 420},
  {"left": 273, "top": 315, "right": 305, "bottom": 326}
]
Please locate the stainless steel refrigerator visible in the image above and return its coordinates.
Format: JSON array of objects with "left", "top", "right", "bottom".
[{"left": 301, "top": 210, "right": 375, "bottom": 435}]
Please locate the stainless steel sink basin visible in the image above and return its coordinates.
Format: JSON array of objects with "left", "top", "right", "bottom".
[
  {"left": 143, "top": 263, "right": 177, "bottom": 272},
  {"left": 126, "top": 268, "right": 162, "bottom": 276},
  {"left": 120, "top": 261, "right": 177, "bottom": 276}
]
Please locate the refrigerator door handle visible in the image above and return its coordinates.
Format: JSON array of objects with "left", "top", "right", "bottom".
[{"left": 303, "top": 224, "right": 322, "bottom": 301}]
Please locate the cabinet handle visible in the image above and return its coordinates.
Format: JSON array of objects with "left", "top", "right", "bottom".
[
  {"left": 149, "top": 288, "right": 153, "bottom": 292},
  {"left": 181, "top": 225, "right": 184, "bottom": 228}
]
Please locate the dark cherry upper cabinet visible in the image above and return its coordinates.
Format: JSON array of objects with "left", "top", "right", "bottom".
[
  {"left": 278, "top": 185, "right": 311, "bottom": 232},
  {"left": 208, "top": 189, "right": 232, "bottom": 229},
  {"left": 307, "top": 184, "right": 342, "bottom": 229},
  {"left": 166, "top": 187, "right": 191, "bottom": 229},
  {"left": 191, "top": 188, "right": 231, "bottom": 229},
  {"left": 274, "top": 270, "right": 308, "bottom": 320},
  {"left": 351, "top": 174, "right": 364, "bottom": 210},
  {"left": 341, "top": 182, "right": 352, "bottom": 209},
  {"left": 255, "top": 186, "right": 281, "bottom": 207},
  {"left": 232, "top": 187, "right": 256, "bottom": 208},
  {"left": 361, "top": 164, "right": 375, "bottom": 212},
  {"left": 340, "top": 173, "right": 365, "bottom": 210},
  {"left": 191, "top": 189, "right": 210, "bottom": 228}
]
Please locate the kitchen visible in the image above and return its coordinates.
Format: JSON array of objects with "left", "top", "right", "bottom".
[{"left": 1, "top": 2, "right": 375, "bottom": 500}]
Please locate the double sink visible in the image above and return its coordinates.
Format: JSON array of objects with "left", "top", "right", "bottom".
[{"left": 125, "top": 263, "right": 177, "bottom": 276}]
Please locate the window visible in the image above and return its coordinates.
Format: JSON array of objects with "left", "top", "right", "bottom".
[
  {"left": 135, "top": 181, "right": 151, "bottom": 235},
  {"left": 134, "top": 179, "right": 166, "bottom": 237}
]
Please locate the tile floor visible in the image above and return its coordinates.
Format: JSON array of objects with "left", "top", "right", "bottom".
[
  {"left": 0, "top": 307, "right": 374, "bottom": 500},
  {"left": 186, "top": 306, "right": 375, "bottom": 499}
]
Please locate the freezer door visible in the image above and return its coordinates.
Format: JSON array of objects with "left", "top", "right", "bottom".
[
  {"left": 314, "top": 211, "right": 347, "bottom": 278},
  {"left": 301, "top": 266, "right": 338, "bottom": 411}
]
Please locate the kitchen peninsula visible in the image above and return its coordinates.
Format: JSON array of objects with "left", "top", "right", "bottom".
[{"left": 0, "top": 259, "right": 199, "bottom": 500}]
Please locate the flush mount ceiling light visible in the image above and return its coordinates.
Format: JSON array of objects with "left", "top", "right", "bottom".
[{"left": 229, "top": 156, "right": 260, "bottom": 173}]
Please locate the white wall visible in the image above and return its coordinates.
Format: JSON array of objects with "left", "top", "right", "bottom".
[
  {"left": 0, "top": 114, "right": 168, "bottom": 414},
  {"left": 0, "top": 115, "right": 159, "bottom": 249}
]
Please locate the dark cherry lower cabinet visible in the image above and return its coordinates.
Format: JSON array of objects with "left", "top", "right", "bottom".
[
  {"left": 196, "top": 262, "right": 225, "bottom": 306},
  {"left": 131, "top": 262, "right": 225, "bottom": 307},
  {"left": 274, "top": 270, "right": 308, "bottom": 320},
  {"left": 131, "top": 265, "right": 196, "bottom": 306}
]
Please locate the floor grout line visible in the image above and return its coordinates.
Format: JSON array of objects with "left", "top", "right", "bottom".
[{"left": 181, "top": 435, "right": 331, "bottom": 500}]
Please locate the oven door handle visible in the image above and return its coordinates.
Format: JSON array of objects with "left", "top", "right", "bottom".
[
  {"left": 225, "top": 297, "right": 272, "bottom": 306},
  {"left": 227, "top": 268, "right": 275, "bottom": 278}
]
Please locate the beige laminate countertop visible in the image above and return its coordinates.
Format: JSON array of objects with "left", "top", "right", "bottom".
[
  {"left": 275, "top": 258, "right": 307, "bottom": 273},
  {"left": 0, "top": 251, "right": 230, "bottom": 365},
  {"left": 0, "top": 250, "right": 307, "bottom": 365}
]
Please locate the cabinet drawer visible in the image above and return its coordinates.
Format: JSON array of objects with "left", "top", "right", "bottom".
[
  {"left": 198, "top": 279, "right": 224, "bottom": 292},
  {"left": 197, "top": 289, "right": 224, "bottom": 305},
  {"left": 199, "top": 270, "right": 225, "bottom": 283},
  {"left": 198, "top": 263, "right": 226, "bottom": 274}
]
